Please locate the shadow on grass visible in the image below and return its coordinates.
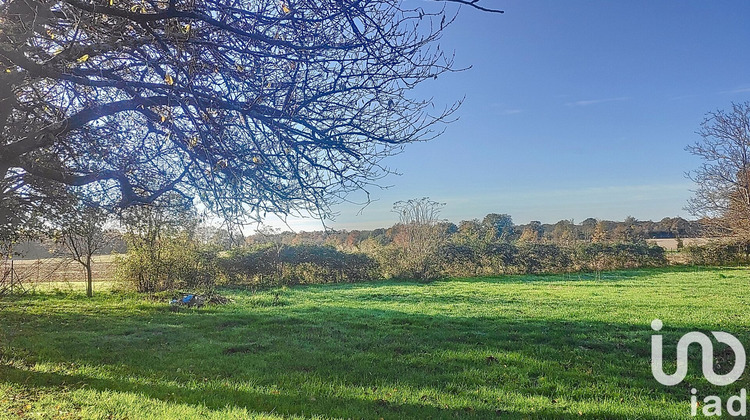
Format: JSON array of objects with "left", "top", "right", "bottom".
[
  {"left": 444, "top": 265, "right": 735, "bottom": 285},
  {"left": 0, "top": 362, "right": 671, "bottom": 420},
  {"left": 0, "top": 284, "right": 743, "bottom": 419},
  {"left": 288, "top": 266, "right": 735, "bottom": 291}
]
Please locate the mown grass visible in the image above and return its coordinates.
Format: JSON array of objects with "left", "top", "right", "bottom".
[{"left": 1, "top": 267, "right": 749, "bottom": 419}]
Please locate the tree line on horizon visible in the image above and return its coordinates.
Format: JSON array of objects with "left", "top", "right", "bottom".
[
  {"left": 11, "top": 213, "right": 702, "bottom": 260},
  {"left": 248, "top": 214, "right": 703, "bottom": 252}
]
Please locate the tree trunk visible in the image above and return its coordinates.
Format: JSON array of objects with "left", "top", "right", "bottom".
[
  {"left": 85, "top": 256, "right": 93, "bottom": 297},
  {"left": 0, "top": 162, "right": 10, "bottom": 203}
]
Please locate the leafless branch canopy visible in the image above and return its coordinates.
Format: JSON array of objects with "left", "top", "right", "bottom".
[
  {"left": 393, "top": 197, "right": 445, "bottom": 225},
  {"left": 686, "top": 102, "right": 750, "bottom": 238},
  {"left": 439, "top": 0, "right": 503, "bottom": 14},
  {"left": 0, "top": 0, "right": 497, "bottom": 228}
]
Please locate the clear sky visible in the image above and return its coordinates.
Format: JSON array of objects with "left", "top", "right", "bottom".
[{"left": 266, "top": 0, "right": 750, "bottom": 232}]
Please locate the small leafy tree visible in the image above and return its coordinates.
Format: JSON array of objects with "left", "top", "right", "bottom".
[
  {"left": 551, "top": 219, "right": 576, "bottom": 246},
  {"left": 118, "top": 195, "right": 218, "bottom": 293}
]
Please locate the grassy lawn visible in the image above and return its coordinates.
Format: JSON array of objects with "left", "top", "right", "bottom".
[{"left": 1, "top": 267, "right": 749, "bottom": 419}]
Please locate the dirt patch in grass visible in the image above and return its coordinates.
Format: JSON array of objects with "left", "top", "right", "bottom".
[{"left": 222, "top": 343, "right": 266, "bottom": 355}]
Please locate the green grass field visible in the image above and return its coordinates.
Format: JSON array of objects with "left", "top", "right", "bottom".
[{"left": 1, "top": 267, "right": 749, "bottom": 419}]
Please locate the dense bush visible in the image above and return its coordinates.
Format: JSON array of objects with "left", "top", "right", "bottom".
[
  {"left": 220, "top": 244, "right": 379, "bottom": 287},
  {"left": 116, "top": 219, "right": 673, "bottom": 293},
  {"left": 574, "top": 243, "right": 666, "bottom": 272},
  {"left": 683, "top": 241, "right": 750, "bottom": 266},
  {"left": 117, "top": 234, "right": 220, "bottom": 293},
  {"left": 437, "top": 241, "right": 665, "bottom": 277},
  {"left": 382, "top": 224, "right": 447, "bottom": 281},
  {"left": 517, "top": 243, "right": 573, "bottom": 274},
  {"left": 439, "top": 242, "right": 481, "bottom": 277},
  {"left": 373, "top": 243, "right": 445, "bottom": 281},
  {"left": 220, "top": 245, "right": 279, "bottom": 287},
  {"left": 120, "top": 238, "right": 669, "bottom": 292}
]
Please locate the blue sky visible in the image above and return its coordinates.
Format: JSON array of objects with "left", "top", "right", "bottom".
[{"left": 268, "top": 1, "right": 750, "bottom": 231}]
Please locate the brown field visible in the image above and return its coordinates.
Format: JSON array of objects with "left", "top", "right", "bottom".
[
  {"left": 646, "top": 237, "right": 718, "bottom": 251},
  {"left": 5, "top": 254, "right": 120, "bottom": 285}
]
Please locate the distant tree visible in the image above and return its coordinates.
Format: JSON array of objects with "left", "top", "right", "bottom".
[
  {"left": 518, "top": 221, "right": 542, "bottom": 243},
  {"left": 655, "top": 217, "right": 690, "bottom": 239},
  {"left": 591, "top": 220, "right": 608, "bottom": 243},
  {"left": 54, "top": 204, "right": 110, "bottom": 297},
  {"left": 579, "top": 218, "right": 598, "bottom": 240},
  {"left": 457, "top": 219, "right": 481, "bottom": 234},
  {"left": 551, "top": 219, "right": 576, "bottom": 246},
  {"left": 686, "top": 102, "right": 750, "bottom": 238},
  {"left": 482, "top": 213, "right": 514, "bottom": 241},
  {"left": 612, "top": 216, "right": 638, "bottom": 243},
  {"left": 438, "top": 221, "right": 459, "bottom": 236},
  {"left": 453, "top": 219, "right": 482, "bottom": 247},
  {"left": 195, "top": 225, "right": 243, "bottom": 250}
]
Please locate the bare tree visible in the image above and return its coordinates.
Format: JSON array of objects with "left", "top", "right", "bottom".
[
  {"left": 393, "top": 197, "right": 445, "bottom": 226},
  {"left": 686, "top": 102, "right": 750, "bottom": 238},
  {"left": 0, "top": 0, "right": 501, "bottom": 235},
  {"left": 54, "top": 204, "right": 110, "bottom": 296},
  {"left": 391, "top": 197, "right": 445, "bottom": 279}
]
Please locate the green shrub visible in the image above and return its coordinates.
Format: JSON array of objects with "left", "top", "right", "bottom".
[
  {"left": 438, "top": 242, "right": 480, "bottom": 277},
  {"left": 117, "top": 234, "right": 219, "bottom": 293},
  {"left": 220, "top": 244, "right": 379, "bottom": 287},
  {"left": 684, "top": 241, "right": 750, "bottom": 266},
  {"left": 574, "top": 242, "right": 665, "bottom": 272},
  {"left": 218, "top": 237, "right": 670, "bottom": 286},
  {"left": 516, "top": 243, "right": 572, "bottom": 274},
  {"left": 220, "top": 244, "right": 279, "bottom": 287}
]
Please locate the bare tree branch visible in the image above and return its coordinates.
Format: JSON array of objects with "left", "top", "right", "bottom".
[
  {"left": 0, "top": 0, "right": 499, "bottom": 235},
  {"left": 438, "top": 0, "right": 504, "bottom": 14},
  {"left": 686, "top": 102, "right": 750, "bottom": 238}
]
